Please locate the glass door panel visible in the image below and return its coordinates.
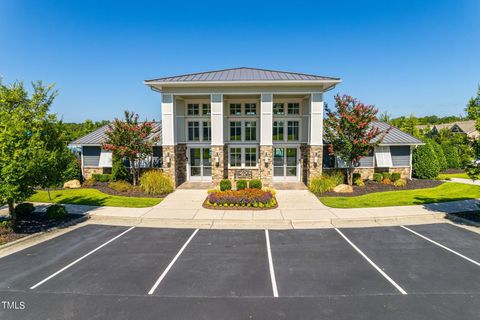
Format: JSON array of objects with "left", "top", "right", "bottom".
[
  {"left": 286, "top": 148, "right": 297, "bottom": 177},
  {"left": 273, "top": 148, "right": 285, "bottom": 176},
  {"left": 202, "top": 148, "right": 212, "bottom": 177},
  {"left": 189, "top": 147, "right": 212, "bottom": 181},
  {"left": 190, "top": 148, "right": 201, "bottom": 177}
]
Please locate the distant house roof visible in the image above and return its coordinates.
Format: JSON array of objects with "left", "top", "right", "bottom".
[
  {"left": 324, "top": 121, "right": 424, "bottom": 146},
  {"left": 415, "top": 120, "right": 478, "bottom": 139},
  {"left": 69, "top": 122, "right": 162, "bottom": 146},
  {"left": 144, "top": 67, "right": 341, "bottom": 84}
]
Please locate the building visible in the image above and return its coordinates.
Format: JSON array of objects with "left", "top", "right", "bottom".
[
  {"left": 416, "top": 120, "right": 479, "bottom": 140},
  {"left": 71, "top": 67, "right": 423, "bottom": 186}
]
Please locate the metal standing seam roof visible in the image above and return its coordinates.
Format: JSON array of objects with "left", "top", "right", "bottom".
[
  {"left": 324, "top": 121, "right": 424, "bottom": 145},
  {"left": 69, "top": 122, "right": 162, "bottom": 146},
  {"left": 145, "top": 67, "right": 341, "bottom": 83}
]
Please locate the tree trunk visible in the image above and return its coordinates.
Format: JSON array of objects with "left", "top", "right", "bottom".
[
  {"left": 346, "top": 163, "right": 354, "bottom": 186},
  {"left": 47, "top": 188, "right": 52, "bottom": 200},
  {"left": 7, "top": 199, "right": 16, "bottom": 220},
  {"left": 130, "top": 157, "right": 137, "bottom": 186}
]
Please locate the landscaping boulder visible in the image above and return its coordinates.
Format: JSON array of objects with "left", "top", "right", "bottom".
[
  {"left": 63, "top": 179, "right": 81, "bottom": 189},
  {"left": 333, "top": 184, "right": 353, "bottom": 193}
]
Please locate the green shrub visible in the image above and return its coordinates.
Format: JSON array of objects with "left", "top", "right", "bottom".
[
  {"left": 382, "top": 172, "right": 391, "bottom": 181},
  {"left": 0, "top": 221, "right": 13, "bottom": 234},
  {"left": 249, "top": 179, "right": 262, "bottom": 189},
  {"left": 111, "top": 155, "right": 131, "bottom": 182},
  {"left": 15, "top": 203, "right": 35, "bottom": 218},
  {"left": 390, "top": 172, "right": 401, "bottom": 182},
  {"left": 309, "top": 176, "right": 336, "bottom": 194},
  {"left": 393, "top": 178, "right": 407, "bottom": 187},
  {"left": 354, "top": 177, "right": 365, "bottom": 186},
  {"left": 91, "top": 174, "right": 112, "bottom": 183},
  {"left": 46, "top": 204, "right": 68, "bottom": 220},
  {"left": 139, "top": 170, "right": 174, "bottom": 195},
  {"left": 330, "top": 170, "right": 345, "bottom": 186},
  {"left": 108, "top": 180, "right": 134, "bottom": 193},
  {"left": 442, "top": 143, "right": 462, "bottom": 169},
  {"left": 220, "top": 179, "right": 232, "bottom": 191},
  {"left": 62, "top": 157, "right": 82, "bottom": 183},
  {"left": 413, "top": 141, "right": 440, "bottom": 179},
  {"left": 373, "top": 173, "right": 383, "bottom": 182},
  {"left": 236, "top": 180, "right": 248, "bottom": 190},
  {"left": 352, "top": 173, "right": 361, "bottom": 181},
  {"left": 431, "top": 141, "right": 448, "bottom": 172}
]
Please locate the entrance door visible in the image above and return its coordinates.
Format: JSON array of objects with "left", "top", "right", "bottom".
[
  {"left": 189, "top": 147, "right": 212, "bottom": 181},
  {"left": 273, "top": 147, "right": 298, "bottom": 181}
]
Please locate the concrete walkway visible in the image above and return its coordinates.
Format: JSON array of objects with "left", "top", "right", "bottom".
[{"left": 448, "top": 178, "right": 480, "bottom": 186}]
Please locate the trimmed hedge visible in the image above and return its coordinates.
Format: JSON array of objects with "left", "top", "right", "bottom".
[
  {"left": 249, "top": 179, "right": 262, "bottom": 189},
  {"left": 382, "top": 172, "right": 391, "bottom": 181},
  {"left": 220, "top": 179, "right": 232, "bottom": 191},
  {"left": 390, "top": 172, "right": 401, "bottom": 182},
  {"left": 373, "top": 173, "right": 383, "bottom": 182},
  {"left": 236, "top": 180, "right": 248, "bottom": 190},
  {"left": 413, "top": 141, "right": 440, "bottom": 179},
  {"left": 15, "top": 202, "right": 35, "bottom": 218},
  {"left": 46, "top": 204, "right": 68, "bottom": 220},
  {"left": 91, "top": 174, "right": 112, "bottom": 183},
  {"left": 207, "top": 188, "right": 276, "bottom": 208}
]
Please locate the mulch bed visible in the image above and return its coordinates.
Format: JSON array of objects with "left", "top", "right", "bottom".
[
  {"left": 320, "top": 179, "right": 444, "bottom": 197},
  {"left": 202, "top": 198, "right": 279, "bottom": 210},
  {"left": 0, "top": 213, "right": 84, "bottom": 246},
  {"left": 88, "top": 182, "right": 166, "bottom": 198},
  {"left": 450, "top": 211, "right": 480, "bottom": 223}
]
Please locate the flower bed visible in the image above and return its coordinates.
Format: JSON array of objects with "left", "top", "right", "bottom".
[{"left": 204, "top": 188, "right": 277, "bottom": 210}]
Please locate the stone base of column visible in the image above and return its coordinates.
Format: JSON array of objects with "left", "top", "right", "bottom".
[
  {"left": 162, "top": 144, "right": 187, "bottom": 188},
  {"left": 307, "top": 145, "right": 323, "bottom": 186},
  {"left": 260, "top": 145, "right": 273, "bottom": 187},
  {"left": 211, "top": 145, "right": 227, "bottom": 186}
]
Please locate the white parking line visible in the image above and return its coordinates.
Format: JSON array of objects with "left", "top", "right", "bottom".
[
  {"left": 265, "top": 229, "right": 279, "bottom": 298},
  {"left": 401, "top": 225, "right": 480, "bottom": 267},
  {"left": 335, "top": 228, "right": 408, "bottom": 295},
  {"left": 148, "top": 228, "right": 199, "bottom": 295},
  {"left": 30, "top": 226, "right": 135, "bottom": 290}
]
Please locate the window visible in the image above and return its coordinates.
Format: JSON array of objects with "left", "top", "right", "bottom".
[
  {"left": 203, "top": 121, "right": 211, "bottom": 141},
  {"left": 273, "top": 103, "right": 284, "bottom": 115},
  {"left": 245, "top": 148, "right": 257, "bottom": 167},
  {"left": 188, "top": 122, "right": 200, "bottom": 141},
  {"left": 230, "top": 148, "right": 242, "bottom": 167},
  {"left": 287, "top": 103, "right": 300, "bottom": 115},
  {"left": 245, "top": 103, "right": 257, "bottom": 115},
  {"left": 287, "top": 121, "right": 299, "bottom": 141},
  {"left": 202, "top": 104, "right": 211, "bottom": 115},
  {"left": 273, "top": 121, "right": 284, "bottom": 141},
  {"left": 187, "top": 104, "right": 200, "bottom": 116},
  {"left": 230, "top": 121, "right": 242, "bottom": 141},
  {"left": 375, "top": 146, "right": 393, "bottom": 167},
  {"left": 245, "top": 121, "right": 257, "bottom": 141},
  {"left": 230, "top": 103, "right": 242, "bottom": 115}
]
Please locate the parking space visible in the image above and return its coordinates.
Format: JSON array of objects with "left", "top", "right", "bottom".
[{"left": 0, "top": 222, "right": 479, "bottom": 319}]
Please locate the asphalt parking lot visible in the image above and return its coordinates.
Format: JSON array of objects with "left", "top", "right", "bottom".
[{"left": 0, "top": 223, "right": 479, "bottom": 319}]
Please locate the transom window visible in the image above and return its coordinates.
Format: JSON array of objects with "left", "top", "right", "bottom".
[
  {"left": 273, "top": 103, "right": 285, "bottom": 115},
  {"left": 188, "top": 121, "right": 200, "bottom": 141},
  {"left": 230, "top": 121, "right": 242, "bottom": 141},
  {"left": 273, "top": 121, "right": 284, "bottom": 141},
  {"left": 230, "top": 104, "right": 242, "bottom": 115},
  {"left": 202, "top": 104, "right": 211, "bottom": 115},
  {"left": 287, "top": 121, "right": 299, "bottom": 141},
  {"left": 187, "top": 104, "right": 200, "bottom": 116},
  {"left": 229, "top": 147, "right": 258, "bottom": 168},
  {"left": 202, "top": 121, "right": 211, "bottom": 141},
  {"left": 245, "top": 121, "right": 257, "bottom": 141},
  {"left": 287, "top": 103, "right": 300, "bottom": 115},
  {"left": 229, "top": 148, "right": 242, "bottom": 167},
  {"left": 245, "top": 103, "right": 257, "bottom": 115}
]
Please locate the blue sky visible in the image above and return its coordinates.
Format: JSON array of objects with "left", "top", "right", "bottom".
[{"left": 0, "top": 0, "right": 479, "bottom": 122}]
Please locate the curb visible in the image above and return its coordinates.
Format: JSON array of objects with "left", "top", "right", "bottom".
[{"left": 446, "top": 213, "right": 480, "bottom": 227}]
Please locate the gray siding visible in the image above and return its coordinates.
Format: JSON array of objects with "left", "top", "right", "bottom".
[
  {"left": 391, "top": 146, "right": 410, "bottom": 166},
  {"left": 358, "top": 154, "right": 374, "bottom": 167},
  {"left": 83, "top": 146, "right": 101, "bottom": 167}
]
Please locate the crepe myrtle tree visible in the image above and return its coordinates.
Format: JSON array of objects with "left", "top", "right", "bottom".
[
  {"left": 324, "top": 94, "right": 389, "bottom": 186},
  {"left": 103, "top": 111, "right": 159, "bottom": 186}
]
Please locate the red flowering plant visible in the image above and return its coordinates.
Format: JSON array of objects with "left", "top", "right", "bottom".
[
  {"left": 324, "top": 94, "right": 389, "bottom": 185},
  {"left": 102, "top": 111, "right": 159, "bottom": 185},
  {"left": 207, "top": 188, "right": 276, "bottom": 208}
]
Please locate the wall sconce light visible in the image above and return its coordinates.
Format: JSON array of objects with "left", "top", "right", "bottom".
[
  {"left": 215, "top": 152, "right": 220, "bottom": 164},
  {"left": 166, "top": 152, "right": 171, "bottom": 164},
  {"left": 314, "top": 152, "right": 318, "bottom": 164},
  {"left": 264, "top": 152, "right": 269, "bottom": 164}
]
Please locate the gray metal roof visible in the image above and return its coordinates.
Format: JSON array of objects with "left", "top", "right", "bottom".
[
  {"left": 145, "top": 67, "right": 340, "bottom": 83},
  {"left": 324, "top": 121, "right": 424, "bottom": 145},
  {"left": 69, "top": 122, "right": 162, "bottom": 146}
]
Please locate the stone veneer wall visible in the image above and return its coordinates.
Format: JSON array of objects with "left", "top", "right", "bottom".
[
  {"left": 353, "top": 168, "right": 375, "bottom": 180},
  {"left": 388, "top": 167, "right": 411, "bottom": 179},
  {"left": 83, "top": 167, "right": 104, "bottom": 180},
  {"left": 259, "top": 146, "right": 273, "bottom": 187},
  {"left": 175, "top": 144, "right": 187, "bottom": 187},
  {"left": 162, "top": 145, "right": 177, "bottom": 188},
  {"left": 212, "top": 145, "right": 227, "bottom": 186},
  {"left": 307, "top": 145, "right": 323, "bottom": 185},
  {"left": 300, "top": 144, "right": 309, "bottom": 184}
]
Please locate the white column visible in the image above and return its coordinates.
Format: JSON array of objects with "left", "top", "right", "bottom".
[
  {"left": 309, "top": 92, "right": 323, "bottom": 145},
  {"left": 260, "top": 93, "right": 273, "bottom": 145},
  {"left": 161, "top": 94, "right": 175, "bottom": 145},
  {"left": 211, "top": 94, "right": 224, "bottom": 145}
]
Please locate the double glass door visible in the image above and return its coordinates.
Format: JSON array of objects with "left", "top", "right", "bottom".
[
  {"left": 273, "top": 147, "right": 298, "bottom": 181},
  {"left": 189, "top": 147, "right": 212, "bottom": 181}
]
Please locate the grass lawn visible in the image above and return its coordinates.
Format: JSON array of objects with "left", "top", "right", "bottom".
[
  {"left": 437, "top": 172, "right": 470, "bottom": 180},
  {"left": 319, "top": 182, "right": 480, "bottom": 208},
  {"left": 29, "top": 188, "right": 162, "bottom": 208}
]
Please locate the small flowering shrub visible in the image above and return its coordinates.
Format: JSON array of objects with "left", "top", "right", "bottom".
[{"left": 206, "top": 188, "right": 277, "bottom": 208}]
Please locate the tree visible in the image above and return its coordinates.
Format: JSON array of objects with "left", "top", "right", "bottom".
[
  {"left": 442, "top": 143, "right": 462, "bottom": 169},
  {"left": 0, "top": 81, "right": 62, "bottom": 218},
  {"left": 465, "top": 85, "right": 480, "bottom": 127},
  {"left": 103, "top": 111, "right": 159, "bottom": 185},
  {"left": 412, "top": 141, "right": 440, "bottom": 179},
  {"left": 431, "top": 140, "right": 448, "bottom": 172},
  {"left": 324, "top": 94, "right": 388, "bottom": 185}
]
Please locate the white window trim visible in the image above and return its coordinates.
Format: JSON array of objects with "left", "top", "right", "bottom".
[
  {"left": 185, "top": 99, "right": 211, "bottom": 117},
  {"left": 272, "top": 118, "right": 302, "bottom": 143},
  {"left": 228, "top": 145, "right": 259, "bottom": 169},
  {"left": 272, "top": 98, "right": 303, "bottom": 116},
  {"left": 186, "top": 120, "right": 211, "bottom": 143},
  {"left": 375, "top": 146, "right": 393, "bottom": 167},
  {"left": 224, "top": 99, "right": 260, "bottom": 117},
  {"left": 227, "top": 119, "right": 259, "bottom": 143}
]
